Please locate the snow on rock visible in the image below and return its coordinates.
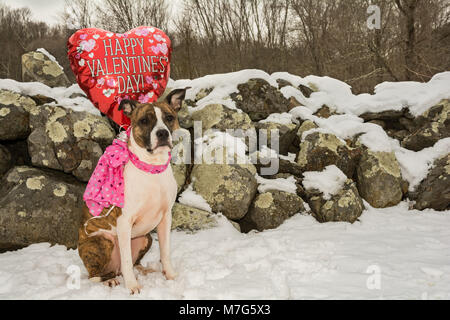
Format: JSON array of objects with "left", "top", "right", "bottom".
[
  {"left": 36, "top": 48, "right": 64, "bottom": 71},
  {"left": 303, "top": 165, "right": 348, "bottom": 200},
  {"left": 277, "top": 71, "right": 450, "bottom": 117},
  {"left": 1, "top": 203, "right": 449, "bottom": 299},
  {"left": 396, "top": 138, "right": 450, "bottom": 191},
  {"left": 194, "top": 131, "right": 248, "bottom": 164},
  {"left": 259, "top": 112, "right": 294, "bottom": 125},
  {"left": 0, "top": 79, "right": 99, "bottom": 115},
  {"left": 255, "top": 174, "right": 297, "bottom": 194},
  {"left": 178, "top": 184, "right": 212, "bottom": 213}
]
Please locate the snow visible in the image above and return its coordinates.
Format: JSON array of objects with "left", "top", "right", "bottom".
[
  {"left": 303, "top": 165, "right": 348, "bottom": 200},
  {"left": 1, "top": 202, "right": 449, "bottom": 299},
  {"left": 255, "top": 174, "right": 297, "bottom": 194},
  {"left": 0, "top": 79, "right": 99, "bottom": 115},
  {"left": 178, "top": 184, "right": 212, "bottom": 213},
  {"left": 36, "top": 48, "right": 64, "bottom": 71},
  {"left": 276, "top": 71, "right": 450, "bottom": 117},
  {"left": 259, "top": 112, "right": 294, "bottom": 125},
  {"left": 395, "top": 138, "right": 450, "bottom": 191},
  {"left": 194, "top": 131, "right": 248, "bottom": 165}
]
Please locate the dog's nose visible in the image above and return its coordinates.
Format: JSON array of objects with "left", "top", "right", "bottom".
[{"left": 156, "top": 129, "right": 169, "bottom": 140}]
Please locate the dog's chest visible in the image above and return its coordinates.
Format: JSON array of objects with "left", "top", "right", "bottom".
[{"left": 123, "top": 162, "right": 177, "bottom": 237}]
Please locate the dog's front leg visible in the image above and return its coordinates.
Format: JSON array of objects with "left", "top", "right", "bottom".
[
  {"left": 157, "top": 210, "right": 177, "bottom": 280},
  {"left": 117, "top": 215, "right": 141, "bottom": 294}
]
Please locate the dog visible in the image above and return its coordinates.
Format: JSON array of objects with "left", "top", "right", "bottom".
[{"left": 78, "top": 87, "right": 189, "bottom": 294}]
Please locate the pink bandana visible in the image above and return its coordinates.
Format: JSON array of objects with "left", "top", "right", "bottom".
[{"left": 83, "top": 128, "right": 172, "bottom": 216}]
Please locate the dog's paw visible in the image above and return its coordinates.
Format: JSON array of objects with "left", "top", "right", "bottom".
[
  {"left": 103, "top": 278, "right": 120, "bottom": 288},
  {"left": 126, "top": 280, "right": 142, "bottom": 295},
  {"left": 163, "top": 269, "right": 178, "bottom": 280}
]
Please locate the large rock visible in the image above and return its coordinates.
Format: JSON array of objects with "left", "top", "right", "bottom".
[
  {"left": 190, "top": 164, "right": 258, "bottom": 220},
  {"left": 402, "top": 100, "right": 450, "bottom": 151},
  {"left": 0, "top": 145, "right": 12, "bottom": 178},
  {"left": 412, "top": 154, "right": 450, "bottom": 211},
  {"left": 306, "top": 179, "right": 364, "bottom": 223},
  {"left": 27, "top": 105, "right": 115, "bottom": 181},
  {"left": 256, "top": 121, "right": 297, "bottom": 155},
  {"left": 171, "top": 203, "right": 217, "bottom": 231},
  {"left": 231, "top": 78, "right": 290, "bottom": 121},
  {"left": 240, "top": 191, "right": 305, "bottom": 232},
  {"left": 21, "top": 51, "right": 70, "bottom": 88},
  {"left": 0, "top": 166, "right": 85, "bottom": 251},
  {"left": 356, "top": 149, "right": 405, "bottom": 208},
  {"left": 297, "top": 132, "right": 360, "bottom": 178},
  {"left": 191, "top": 104, "right": 254, "bottom": 133},
  {"left": 0, "top": 90, "right": 37, "bottom": 141}
]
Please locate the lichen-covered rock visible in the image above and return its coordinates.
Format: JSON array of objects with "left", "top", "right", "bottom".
[
  {"left": 21, "top": 51, "right": 70, "bottom": 88},
  {"left": 171, "top": 203, "right": 217, "bottom": 231},
  {"left": 296, "top": 120, "right": 318, "bottom": 141},
  {"left": 297, "top": 132, "right": 360, "bottom": 178},
  {"left": 0, "top": 145, "right": 12, "bottom": 177},
  {"left": 356, "top": 149, "right": 404, "bottom": 208},
  {"left": 0, "top": 90, "right": 37, "bottom": 140},
  {"left": 306, "top": 179, "right": 364, "bottom": 223},
  {"left": 256, "top": 121, "right": 297, "bottom": 155},
  {"left": 172, "top": 164, "right": 187, "bottom": 193},
  {"left": 230, "top": 78, "right": 290, "bottom": 121},
  {"left": 190, "top": 164, "right": 258, "bottom": 220},
  {"left": 0, "top": 166, "right": 85, "bottom": 251},
  {"left": 27, "top": 105, "right": 115, "bottom": 181},
  {"left": 191, "top": 104, "right": 254, "bottom": 132},
  {"left": 240, "top": 191, "right": 305, "bottom": 232},
  {"left": 411, "top": 154, "right": 450, "bottom": 211},
  {"left": 402, "top": 100, "right": 449, "bottom": 151}
]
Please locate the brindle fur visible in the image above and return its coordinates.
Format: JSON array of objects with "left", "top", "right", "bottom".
[{"left": 78, "top": 204, "right": 153, "bottom": 281}]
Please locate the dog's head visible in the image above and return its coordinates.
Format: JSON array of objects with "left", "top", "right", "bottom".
[{"left": 118, "top": 87, "right": 189, "bottom": 155}]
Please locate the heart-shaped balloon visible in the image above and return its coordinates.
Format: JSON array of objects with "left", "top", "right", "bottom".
[{"left": 67, "top": 26, "right": 172, "bottom": 128}]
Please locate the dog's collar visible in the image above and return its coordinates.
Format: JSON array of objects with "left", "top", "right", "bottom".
[{"left": 116, "top": 127, "right": 171, "bottom": 174}]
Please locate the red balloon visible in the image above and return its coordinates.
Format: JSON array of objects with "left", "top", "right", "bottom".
[{"left": 67, "top": 26, "right": 172, "bottom": 128}]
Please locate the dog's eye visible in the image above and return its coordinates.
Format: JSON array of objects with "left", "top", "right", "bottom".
[
  {"left": 166, "top": 115, "right": 175, "bottom": 122},
  {"left": 139, "top": 118, "right": 149, "bottom": 125}
]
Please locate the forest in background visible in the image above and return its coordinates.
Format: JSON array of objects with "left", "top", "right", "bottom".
[{"left": 0, "top": 0, "right": 449, "bottom": 94}]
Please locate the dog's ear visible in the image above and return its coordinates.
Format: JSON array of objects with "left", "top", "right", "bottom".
[
  {"left": 118, "top": 99, "right": 138, "bottom": 116},
  {"left": 166, "top": 87, "right": 191, "bottom": 112}
]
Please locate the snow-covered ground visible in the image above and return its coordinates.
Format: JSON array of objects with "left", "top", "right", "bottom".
[{"left": 1, "top": 202, "right": 449, "bottom": 300}]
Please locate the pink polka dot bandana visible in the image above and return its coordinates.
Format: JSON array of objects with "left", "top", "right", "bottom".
[{"left": 83, "top": 128, "right": 172, "bottom": 216}]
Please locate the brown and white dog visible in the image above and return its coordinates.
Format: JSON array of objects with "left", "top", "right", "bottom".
[{"left": 78, "top": 88, "right": 189, "bottom": 294}]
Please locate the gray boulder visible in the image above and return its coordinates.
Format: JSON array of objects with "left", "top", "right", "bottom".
[
  {"left": 256, "top": 121, "right": 297, "bottom": 155},
  {"left": 240, "top": 190, "right": 305, "bottom": 232},
  {"left": 27, "top": 105, "right": 115, "bottom": 181},
  {"left": 190, "top": 164, "right": 258, "bottom": 220},
  {"left": 306, "top": 179, "right": 364, "bottom": 223},
  {"left": 0, "top": 166, "right": 85, "bottom": 251},
  {"left": 21, "top": 51, "right": 70, "bottom": 88},
  {"left": 0, "top": 90, "right": 37, "bottom": 140},
  {"left": 297, "top": 132, "right": 361, "bottom": 178},
  {"left": 171, "top": 203, "right": 217, "bottom": 231},
  {"left": 231, "top": 78, "right": 290, "bottom": 121},
  {"left": 191, "top": 104, "right": 254, "bottom": 133},
  {"left": 356, "top": 149, "right": 406, "bottom": 208},
  {"left": 412, "top": 154, "right": 450, "bottom": 211},
  {"left": 402, "top": 100, "right": 449, "bottom": 151}
]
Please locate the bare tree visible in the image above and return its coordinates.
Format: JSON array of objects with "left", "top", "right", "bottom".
[{"left": 96, "top": 0, "right": 170, "bottom": 33}]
